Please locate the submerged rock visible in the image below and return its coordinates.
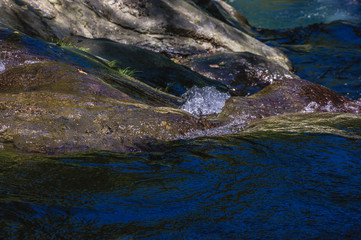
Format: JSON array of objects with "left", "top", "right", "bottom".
[
  {"left": 243, "top": 112, "right": 361, "bottom": 139},
  {"left": 0, "top": 0, "right": 292, "bottom": 70},
  {"left": 218, "top": 79, "right": 361, "bottom": 126},
  {"left": 183, "top": 52, "right": 298, "bottom": 96}
]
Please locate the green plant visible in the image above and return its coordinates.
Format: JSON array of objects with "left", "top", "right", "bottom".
[
  {"left": 107, "top": 60, "right": 139, "bottom": 77},
  {"left": 51, "top": 38, "right": 90, "bottom": 51},
  {"left": 118, "top": 67, "right": 138, "bottom": 77},
  {"left": 107, "top": 60, "right": 117, "bottom": 69}
]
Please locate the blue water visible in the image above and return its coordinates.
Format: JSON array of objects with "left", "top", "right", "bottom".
[{"left": 1, "top": 0, "right": 361, "bottom": 239}]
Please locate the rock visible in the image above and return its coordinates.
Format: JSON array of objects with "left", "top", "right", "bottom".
[
  {"left": 183, "top": 52, "right": 298, "bottom": 96},
  {"left": 0, "top": 62, "right": 134, "bottom": 101},
  {"left": 217, "top": 79, "right": 361, "bottom": 126},
  {"left": 0, "top": 91, "right": 213, "bottom": 154},
  {"left": 0, "top": 0, "right": 292, "bottom": 70},
  {"left": 61, "top": 36, "right": 228, "bottom": 96}
]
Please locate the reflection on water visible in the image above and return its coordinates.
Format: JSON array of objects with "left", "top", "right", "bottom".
[{"left": 2, "top": 0, "right": 361, "bottom": 239}]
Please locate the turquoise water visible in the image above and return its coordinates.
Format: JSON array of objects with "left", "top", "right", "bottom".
[
  {"left": 1, "top": 0, "right": 361, "bottom": 239},
  {"left": 225, "top": 0, "right": 361, "bottom": 29}
]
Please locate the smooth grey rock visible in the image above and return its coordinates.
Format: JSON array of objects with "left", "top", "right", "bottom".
[{"left": 0, "top": 0, "right": 292, "bottom": 70}]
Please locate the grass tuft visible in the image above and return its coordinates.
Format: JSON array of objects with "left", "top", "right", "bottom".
[{"left": 51, "top": 39, "right": 90, "bottom": 51}]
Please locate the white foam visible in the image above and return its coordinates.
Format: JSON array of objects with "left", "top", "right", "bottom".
[
  {"left": 302, "top": 101, "right": 320, "bottom": 113},
  {"left": 0, "top": 61, "right": 5, "bottom": 73},
  {"left": 321, "top": 101, "right": 337, "bottom": 112},
  {"left": 180, "top": 86, "right": 230, "bottom": 117}
]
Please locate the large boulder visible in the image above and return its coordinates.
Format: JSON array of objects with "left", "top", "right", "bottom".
[
  {"left": 0, "top": 0, "right": 292, "bottom": 70},
  {"left": 217, "top": 79, "right": 361, "bottom": 126}
]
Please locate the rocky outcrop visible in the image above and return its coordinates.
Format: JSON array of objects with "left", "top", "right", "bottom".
[
  {"left": 217, "top": 79, "right": 361, "bottom": 126},
  {"left": 0, "top": 0, "right": 292, "bottom": 70},
  {"left": 183, "top": 52, "right": 298, "bottom": 96}
]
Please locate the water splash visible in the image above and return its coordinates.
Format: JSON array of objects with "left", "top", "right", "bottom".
[
  {"left": 180, "top": 86, "right": 230, "bottom": 117},
  {"left": 0, "top": 61, "right": 5, "bottom": 73}
]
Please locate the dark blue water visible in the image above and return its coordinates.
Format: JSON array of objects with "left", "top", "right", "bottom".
[{"left": 1, "top": 1, "right": 361, "bottom": 239}]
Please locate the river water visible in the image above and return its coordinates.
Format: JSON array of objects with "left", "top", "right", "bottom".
[{"left": 1, "top": 0, "right": 361, "bottom": 239}]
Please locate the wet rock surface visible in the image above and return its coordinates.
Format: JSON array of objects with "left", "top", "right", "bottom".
[
  {"left": 218, "top": 79, "right": 361, "bottom": 126},
  {"left": 183, "top": 52, "right": 298, "bottom": 96},
  {"left": 0, "top": 91, "right": 213, "bottom": 154}
]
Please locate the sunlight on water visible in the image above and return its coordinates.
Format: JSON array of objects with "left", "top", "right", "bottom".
[
  {"left": 0, "top": 62, "right": 5, "bottom": 73},
  {"left": 225, "top": 0, "right": 361, "bottom": 28},
  {"left": 180, "top": 86, "right": 230, "bottom": 117}
]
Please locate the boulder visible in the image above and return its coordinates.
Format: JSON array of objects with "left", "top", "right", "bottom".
[
  {"left": 0, "top": 0, "right": 292, "bottom": 70},
  {"left": 0, "top": 91, "right": 213, "bottom": 154},
  {"left": 217, "top": 79, "right": 361, "bottom": 126},
  {"left": 183, "top": 52, "right": 298, "bottom": 96}
]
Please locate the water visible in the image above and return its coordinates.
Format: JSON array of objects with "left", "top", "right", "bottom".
[
  {"left": 180, "top": 86, "right": 230, "bottom": 116},
  {"left": 2, "top": 0, "right": 361, "bottom": 239},
  {"left": 225, "top": 0, "right": 361, "bottom": 29}
]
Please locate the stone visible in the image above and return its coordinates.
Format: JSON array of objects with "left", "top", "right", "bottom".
[
  {"left": 217, "top": 79, "right": 361, "bottom": 126},
  {"left": 183, "top": 52, "right": 298, "bottom": 96},
  {"left": 0, "top": 91, "right": 213, "bottom": 154}
]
